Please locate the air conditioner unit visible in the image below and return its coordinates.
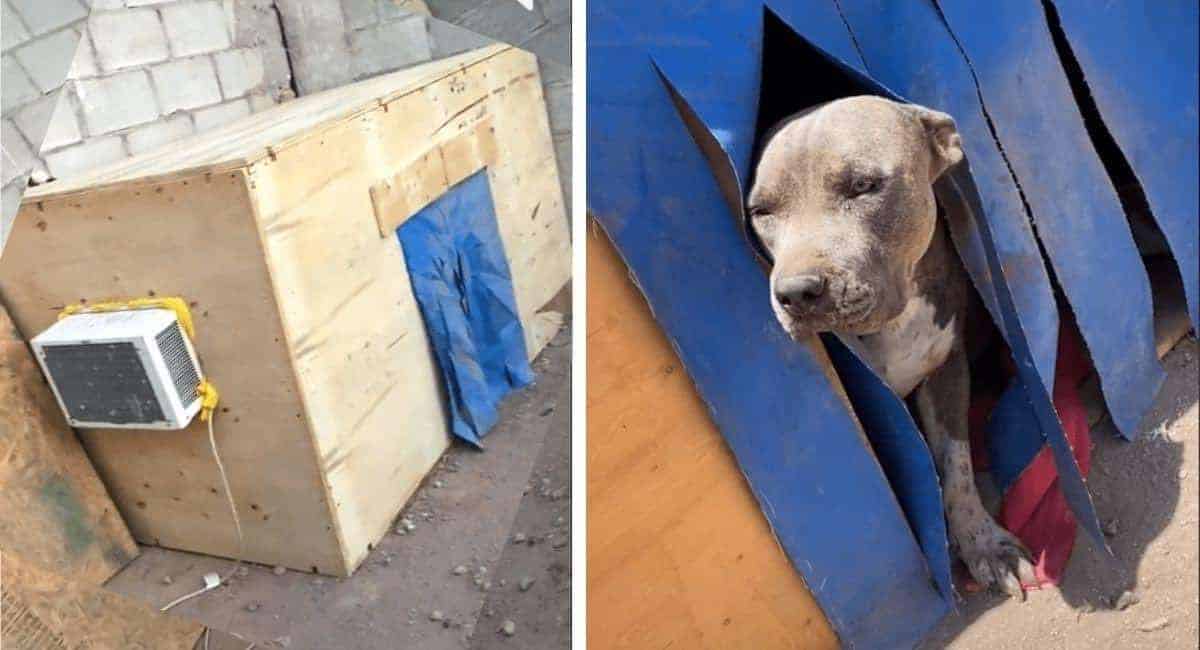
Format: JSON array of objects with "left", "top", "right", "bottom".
[{"left": 31, "top": 309, "right": 204, "bottom": 429}]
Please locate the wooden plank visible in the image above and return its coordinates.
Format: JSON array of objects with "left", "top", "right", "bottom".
[
  {"left": 1, "top": 551, "right": 204, "bottom": 649},
  {"left": 246, "top": 46, "right": 570, "bottom": 572},
  {"left": 586, "top": 229, "right": 838, "bottom": 650},
  {"left": 0, "top": 302, "right": 139, "bottom": 585},
  {"left": 368, "top": 117, "right": 499, "bottom": 237},
  {"left": 0, "top": 173, "right": 345, "bottom": 575}
]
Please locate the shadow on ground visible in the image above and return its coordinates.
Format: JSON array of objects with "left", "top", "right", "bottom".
[{"left": 923, "top": 338, "right": 1198, "bottom": 649}]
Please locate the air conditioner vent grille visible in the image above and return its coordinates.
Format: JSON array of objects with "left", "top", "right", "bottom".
[
  {"left": 40, "top": 342, "right": 166, "bottom": 425},
  {"left": 156, "top": 322, "right": 200, "bottom": 406}
]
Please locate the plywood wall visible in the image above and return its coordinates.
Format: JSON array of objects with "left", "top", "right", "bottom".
[{"left": 0, "top": 174, "right": 346, "bottom": 574}]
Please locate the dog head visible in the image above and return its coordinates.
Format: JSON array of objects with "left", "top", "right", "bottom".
[{"left": 747, "top": 96, "right": 963, "bottom": 338}]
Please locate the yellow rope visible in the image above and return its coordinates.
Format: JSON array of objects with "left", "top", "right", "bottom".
[
  {"left": 197, "top": 379, "right": 220, "bottom": 422},
  {"left": 58, "top": 296, "right": 197, "bottom": 339}
]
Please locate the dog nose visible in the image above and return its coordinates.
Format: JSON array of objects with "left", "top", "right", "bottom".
[{"left": 775, "top": 273, "right": 827, "bottom": 309}]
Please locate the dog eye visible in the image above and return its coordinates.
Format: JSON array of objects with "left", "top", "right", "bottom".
[
  {"left": 849, "top": 177, "right": 880, "bottom": 196},
  {"left": 747, "top": 206, "right": 775, "bottom": 222}
]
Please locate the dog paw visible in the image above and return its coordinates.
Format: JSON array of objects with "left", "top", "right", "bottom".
[{"left": 955, "top": 517, "right": 1036, "bottom": 600}]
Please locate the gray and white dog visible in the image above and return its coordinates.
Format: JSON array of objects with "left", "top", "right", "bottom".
[{"left": 748, "top": 96, "right": 1036, "bottom": 598}]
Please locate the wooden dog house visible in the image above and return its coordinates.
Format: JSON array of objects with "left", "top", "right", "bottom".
[{"left": 0, "top": 44, "right": 570, "bottom": 576}]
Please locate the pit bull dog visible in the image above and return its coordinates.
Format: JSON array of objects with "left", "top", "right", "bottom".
[{"left": 748, "top": 96, "right": 1036, "bottom": 598}]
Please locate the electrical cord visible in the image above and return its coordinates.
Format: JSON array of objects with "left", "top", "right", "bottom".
[{"left": 160, "top": 409, "right": 245, "bottom": 612}]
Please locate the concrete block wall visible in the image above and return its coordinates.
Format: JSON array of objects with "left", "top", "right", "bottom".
[
  {"left": 2, "top": 0, "right": 295, "bottom": 185},
  {"left": 2, "top": 0, "right": 86, "bottom": 249},
  {"left": 425, "top": 0, "right": 571, "bottom": 212},
  {"left": 274, "top": 0, "right": 432, "bottom": 95}
]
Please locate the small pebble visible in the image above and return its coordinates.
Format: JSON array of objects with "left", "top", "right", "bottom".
[
  {"left": 512, "top": 532, "right": 527, "bottom": 544},
  {"left": 1102, "top": 518, "right": 1120, "bottom": 537},
  {"left": 246, "top": 602, "right": 260, "bottom": 612},
  {"left": 433, "top": 480, "right": 444, "bottom": 489},
  {"left": 1137, "top": 617, "right": 1170, "bottom": 632},
  {"left": 430, "top": 610, "right": 445, "bottom": 622},
  {"left": 519, "top": 576, "right": 536, "bottom": 591},
  {"left": 273, "top": 566, "right": 287, "bottom": 576},
  {"left": 453, "top": 565, "right": 468, "bottom": 576},
  {"left": 500, "top": 620, "right": 516, "bottom": 636},
  {"left": 162, "top": 576, "right": 173, "bottom": 585},
  {"left": 539, "top": 406, "right": 554, "bottom": 417}
]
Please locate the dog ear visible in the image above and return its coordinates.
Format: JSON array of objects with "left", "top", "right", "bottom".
[{"left": 910, "top": 106, "right": 964, "bottom": 180}]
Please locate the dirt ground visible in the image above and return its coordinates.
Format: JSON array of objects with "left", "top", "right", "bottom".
[
  {"left": 104, "top": 323, "right": 572, "bottom": 650},
  {"left": 923, "top": 337, "right": 1199, "bottom": 649}
]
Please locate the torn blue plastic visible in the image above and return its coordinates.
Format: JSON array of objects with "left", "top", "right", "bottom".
[
  {"left": 936, "top": 0, "right": 1164, "bottom": 440},
  {"left": 590, "top": 4, "right": 949, "bottom": 648},
  {"left": 397, "top": 171, "right": 533, "bottom": 447},
  {"left": 824, "top": 335, "right": 955, "bottom": 603},
  {"left": 836, "top": 0, "right": 1105, "bottom": 547},
  {"left": 1046, "top": 0, "right": 1199, "bottom": 335},
  {"left": 588, "top": 0, "right": 1193, "bottom": 644}
]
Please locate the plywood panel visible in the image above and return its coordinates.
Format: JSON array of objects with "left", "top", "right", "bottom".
[
  {"left": 0, "top": 174, "right": 344, "bottom": 574},
  {"left": 1, "top": 551, "right": 203, "bottom": 649},
  {"left": 0, "top": 303, "right": 138, "bottom": 585},
  {"left": 587, "top": 227, "right": 839, "bottom": 650}
]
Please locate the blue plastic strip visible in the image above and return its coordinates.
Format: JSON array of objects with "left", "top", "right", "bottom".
[
  {"left": 397, "top": 171, "right": 534, "bottom": 447},
  {"left": 589, "top": 5, "right": 950, "bottom": 647},
  {"left": 1049, "top": 0, "right": 1199, "bottom": 335},
  {"left": 824, "top": 335, "right": 954, "bottom": 603},
  {"left": 936, "top": 0, "right": 1165, "bottom": 440}
]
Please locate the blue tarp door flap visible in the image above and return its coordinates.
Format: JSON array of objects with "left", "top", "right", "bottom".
[{"left": 397, "top": 171, "right": 534, "bottom": 447}]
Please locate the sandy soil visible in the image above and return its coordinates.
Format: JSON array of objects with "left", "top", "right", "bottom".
[{"left": 923, "top": 337, "right": 1199, "bottom": 649}]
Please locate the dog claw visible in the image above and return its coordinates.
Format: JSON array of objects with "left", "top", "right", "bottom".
[
  {"left": 1000, "top": 570, "right": 1025, "bottom": 601},
  {"left": 956, "top": 518, "right": 1035, "bottom": 600},
  {"left": 1016, "top": 556, "right": 1037, "bottom": 586}
]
